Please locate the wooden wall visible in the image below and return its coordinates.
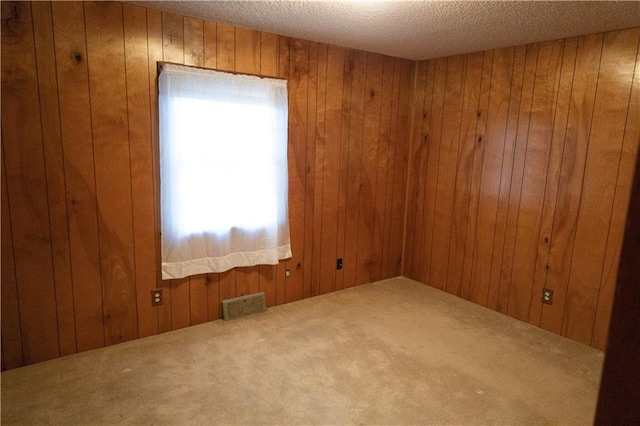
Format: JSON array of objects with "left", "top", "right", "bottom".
[
  {"left": 1, "top": 1, "right": 411, "bottom": 369},
  {"left": 404, "top": 27, "right": 640, "bottom": 350}
]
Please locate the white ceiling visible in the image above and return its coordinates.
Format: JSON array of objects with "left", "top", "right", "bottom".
[{"left": 132, "top": 1, "right": 640, "bottom": 60}]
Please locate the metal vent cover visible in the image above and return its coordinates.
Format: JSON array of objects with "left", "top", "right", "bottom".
[{"left": 221, "top": 292, "right": 267, "bottom": 320}]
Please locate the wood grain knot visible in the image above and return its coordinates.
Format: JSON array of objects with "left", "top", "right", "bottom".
[
  {"left": 296, "top": 262, "right": 301, "bottom": 269},
  {"left": 370, "top": 90, "right": 375, "bottom": 98},
  {"left": 5, "top": 3, "right": 18, "bottom": 21},
  {"left": 73, "top": 52, "right": 83, "bottom": 63},
  {"left": 477, "top": 136, "right": 483, "bottom": 144},
  {"left": 543, "top": 236, "right": 549, "bottom": 244}
]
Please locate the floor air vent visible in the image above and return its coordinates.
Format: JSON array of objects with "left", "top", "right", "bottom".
[{"left": 221, "top": 292, "right": 267, "bottom": 320}]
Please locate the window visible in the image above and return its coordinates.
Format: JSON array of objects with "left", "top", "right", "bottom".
[{"left": 158, "top": 63, "right": 291, "bottom": 279}]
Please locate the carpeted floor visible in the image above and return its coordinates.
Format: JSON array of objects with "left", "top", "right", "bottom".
[{"left": 1, "top": 277, "right": 603, "bottom": 425}]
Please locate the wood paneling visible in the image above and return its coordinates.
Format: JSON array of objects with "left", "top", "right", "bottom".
[
  {"left": 429, "top": 55, "right": 465, "bottom": 293},
  {"left": 460, "top": 50, "right": 493, "bottom": 301},
  {"left": 1, "top": 1, "right": 411, "bottom": 369},
  {"left": 3, "top": 0, "right": 636, "bottom": 369},
  {"left": 445, "top": 51, "right": 484, "bottom": 298},
  {"left": 123, "top": 2, "right": 158, "bottom": 339},
  {"left": 470, "top": 47, "right": 513, "bottom": 306},
  {"left": 563, "top": 28, "right": 639, "bottom": 344},
  {"left": 32, "top": 1, "right": 77, "bottom": 356},
  {"left": 592, "top": 36, "right": 640, "bottom": 350},
  {"left": 385, "top": 59, "right": 411, "bottom": 279},
  {"left": 2, "top": 1, "right": 60, "bottom": 364},
  {"left": 508, "top": 40, "right": 564, "bottom": 322},
  {"left": 85, "top": 0, "right": 138, "bottom": 346},
  {"left": 406, "top": 28, "right": 640, "bottom": 349}
]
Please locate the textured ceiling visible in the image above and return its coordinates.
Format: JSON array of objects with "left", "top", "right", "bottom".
[{"left": 131, "top": 1, "right": 640, "bottom": 60}]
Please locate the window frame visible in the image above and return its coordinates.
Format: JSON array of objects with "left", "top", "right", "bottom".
[{"left": 156, "top": 62, "right": 292, "bottom": 280}]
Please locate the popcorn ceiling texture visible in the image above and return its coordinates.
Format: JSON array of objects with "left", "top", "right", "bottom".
[{"left": 130, "top": 1, "right": 640, "bottom": 60}]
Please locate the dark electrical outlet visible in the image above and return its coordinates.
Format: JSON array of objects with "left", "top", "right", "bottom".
[{"left": 336, "top": 258, "right": 343, "bottom": 270}]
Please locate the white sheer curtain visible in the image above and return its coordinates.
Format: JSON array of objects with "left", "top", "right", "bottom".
[{"left": 158, "top": 63, "right": 291, "bottom": 279}]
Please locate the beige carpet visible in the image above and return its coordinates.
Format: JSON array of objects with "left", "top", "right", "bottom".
[{"left": 1, "top": 277, "right": 603, "bottom": 425}]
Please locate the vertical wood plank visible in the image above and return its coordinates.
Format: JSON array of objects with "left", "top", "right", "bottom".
[
  {"left": 372, "top": 55, "right": 395, "bottom": 280},
  {"left": 342, "top": 50, "right": 367, "bottom": 288},
  {"left": 189, "top": 274, "right": 208, "bottom": 325},
  {"left": 445, "top": 52, "right": 483, "bottom": 296},
  {"left": 285, "top": 38, "right": 309, "bottom": 300},
  {"left": 336, "top": 49, "right": 355, "bottom": 291},
  {"left": 235, "top": 268, "right": 259, "bottom": 297},
  {"left": 507, "top": 40, "right": 564, "bottom": 321},
  {"left": 147, "top": 7, "right": 169, "bottom": 333},
  {"left": 460, "top": 50, "right": 493, "bottom": 300},
  {"left": 258, "top": 265, "right": 276, "bottom": 307},
  {"left": 528, "top": 38, "right": 578, "bottom": 326},
  {"left": 498, "top": 43, "right": 539, "bottom": 313},
  {"left": 183, "top": 16, "right": 204, "bottom": 67},
  {"left": 260, "top": 32, "right": 278, "bottom": 77},
  {"left": 52, "top": 0, "right": 105, "bottom": 352},
  {"left": 123, "top": 3, "right": 159, "bottom": 339},
  {"left": 203, "top": 21, "right": 216, "bottom": 69},
  {"left": 418, "top": 57, "right": 447, "bottom": 285},
  {"left": 469, "top": 48, "right": 514, "bottom": 304},
  {"left": 470, "top": 47, "right": 514, "bottom": 306},
  {"left": 170, "top": 278, "right": 190, "bottom": 329},
  {"left": 591, "top": 38, "right": 640, "bottom": 350},
  {"left": 216, "top": 23, "right": 235, "bottom": 71},
  {"left": 1, "top": 153, "right": 24, "bottom": 369},
  {"left": 381, "top": 58, "right": 401, "bottom": 278},
  {"left": 85, "top": 1, "right": 138, "bottom": 345},
  {"left": 486, "top": 45, "right": 527, "bottom": 310},
  {"left": 410, "top": 60, "right": 433, "bottom": 282},
  {"left": 236, "top": 27, "right": 260, "bottom": 75},
  {"left": 539, "top": 34, "right": 603, "bottom": 333},
  {"left": 307, "top": 44, "right": 331, "bottom": 296},
  {"left": 355, "top": 53, "right": 384, "bottom": 285},
  {"left": 403, "top": 60, "right": 429, "bottom": 279},
  {"left": 2, "top": 1, "right": 59, "bottom": 364},
  {"left": 32, "top": 0, "right": 77, "bottom": 356},
  {"left": 303, "top": 41, "right": 319, "bottom": 298},
  {"left": 206, "top": 273, "right": 221, "bottom": 320},
  {"left": 162, "top": 11, "right": 183, "bottom": 63},
  {"left": 563, "top": 28, "right": 640, "bottom": 344},
  {"left": 429, "top": 55, "right": 465, "bottom": 291},
  {"left": 388, "top": 60, "right": 412, "bottom": 277},
  {"left": 219, "top": 270, "right": 236, "bottom": 306},
  {"left": 318, "top": 45, "right": 345, "bottom": 294}
]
